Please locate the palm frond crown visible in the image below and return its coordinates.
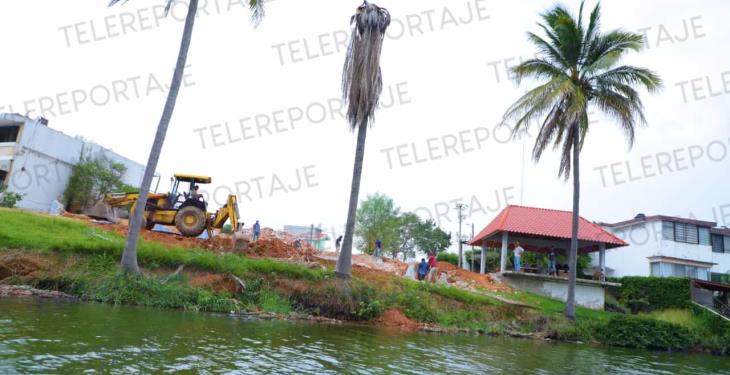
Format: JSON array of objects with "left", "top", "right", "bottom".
[{"left": 503, "top": 1, "right": 662, "bottom": 178}]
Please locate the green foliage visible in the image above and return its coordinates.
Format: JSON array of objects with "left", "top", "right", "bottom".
[
  {"left": 259, "top": 291, "right": 292, "bottom": 314},
  {"left": 396, "top": 212, "right": 420, "bottom": 260},
  {"left": 355, "top": 194, "right": 451, "bottom": 259},
  {"left": 502, "top": 1, "right": 662, "bottom": 178},
  {"left": 221, "top": 224, "right": 233, "bottom": 234},
  {"left": 437, "top": 252, "right": 458, "bottom": 266},
  {"left": 356, "top": 299, "right": 384, "bottom": 320},
  {"left": 63, "top": 155, "right": 128, "bottom": 212},
  {"left": 0, "top": 185, "right": 24, "bottom": 208},
  {"left": 89, "top": 273, "right": 238, "bottom": 312},
  {"left": 355, "top": 193, "right": 400, "bottom": 256},
  {"left": 406, "top": 280, "right": 497, "bottom": 306},
  {"left": 616, "top": 277, "right": 690, "bottom": 312},
  {"left": 412, "top": 218, "right": 451, "bottom": 255},
  {"left": 284, "top": 279, "right": 382, "bottom": 321},
  {"left": 594, "top": 315, "right": 697, "bottom": 350}
]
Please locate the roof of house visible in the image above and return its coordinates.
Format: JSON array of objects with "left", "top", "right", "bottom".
[
  {"left": 468, "top": 205, "right": 628, "bottom": 251},
  {"left": 599, "top": 215, "right": 716, "bottom": 229},
  {"left": 711, "top": 227, "right": 730, "bottom": 236}
]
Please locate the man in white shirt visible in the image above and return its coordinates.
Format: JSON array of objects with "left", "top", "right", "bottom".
[{"left": 514, "top": 241, "right": 524, "bottom": 272}]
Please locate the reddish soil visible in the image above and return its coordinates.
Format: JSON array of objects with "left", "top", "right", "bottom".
[
  {"left": 375, "top": 309, "right": 420, "bottom": 330},
  {"left": 188, "top": 272, "right": 241, "bottom": 294},
  {"left": 438, "top": 262, "right": 512, "bottom": 293}
]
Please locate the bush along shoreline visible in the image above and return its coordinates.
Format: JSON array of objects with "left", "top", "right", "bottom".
[{"left": 1, "top": 208, "right": 729, "bottom": 355}]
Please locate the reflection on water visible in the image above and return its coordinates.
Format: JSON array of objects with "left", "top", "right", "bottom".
[{"left": 0, "top": 298, "right": 728, "bottom": 374}]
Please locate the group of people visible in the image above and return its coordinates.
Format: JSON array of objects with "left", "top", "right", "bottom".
[{"left": 417, "top": 254, "right": 438, "bottom": 281}]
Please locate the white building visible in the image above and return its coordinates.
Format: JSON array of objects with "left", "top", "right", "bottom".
[
  {"left": 0, "top": 113, "right": 145, "bottom": 212},
  {"left": 593, "top": 214, "right": 730, "bottom": 282}
]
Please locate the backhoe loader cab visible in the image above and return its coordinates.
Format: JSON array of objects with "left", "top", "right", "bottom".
[{"left": 168, "top": 174, "right": 211, "bottom": 211}]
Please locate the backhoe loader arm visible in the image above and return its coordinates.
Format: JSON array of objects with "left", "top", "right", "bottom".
[{"left": 210, "top": 195, "right": 240, "bottom": 230}]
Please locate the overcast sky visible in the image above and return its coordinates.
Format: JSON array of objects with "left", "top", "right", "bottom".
[{"left": 2, "top": 0, "right": 729, "bottom": 250}]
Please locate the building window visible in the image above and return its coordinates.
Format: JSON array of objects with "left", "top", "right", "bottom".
[
  {"left": 713, "top": 234, "right": 725, "bottom": 253},
  {"left": 663, "top": 221, "right": 707, "bottom": 245},
  {"left": 675, "top": 223, "right": 699, "bottom": 244},
  {"left": 0, "top": 126, "right": 20, "bottom": 143},
  {"left": 0, "top": 170, "right": 6, "bottom": 185},
  {"left": 699, "top": 227, "right": 711, "bottom": 245},
  {"left": 649, "top": 261, "right": 709, "bottom": 280},
  {"left": 725, "top": 236, "right": 730, "bottom": 253},
  {"left": 650, "top": 262, "right": 660, "bottom": 276}
]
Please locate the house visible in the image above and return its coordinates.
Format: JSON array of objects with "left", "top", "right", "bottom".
[
  {"left": 0, "top": 113, "right": 144, "bottom": 212},
  {"left": 283, "top": 225, "right": 330, "bottom": 251},
  {"left": 594, "top": 214, "right": 730, "bottom": 282}
]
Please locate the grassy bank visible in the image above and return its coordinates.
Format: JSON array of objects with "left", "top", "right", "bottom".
[{"left": 1, "top": 208, "right": 729, "bottom": 355}]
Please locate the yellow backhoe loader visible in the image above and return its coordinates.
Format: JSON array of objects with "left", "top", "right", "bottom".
[{"left": 90, "top": 174, "right": 239, "bottom": 238}]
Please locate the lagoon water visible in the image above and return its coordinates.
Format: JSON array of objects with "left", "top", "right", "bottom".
[{"left": 1, "top": 298, "right": 728, "bottom": 374}]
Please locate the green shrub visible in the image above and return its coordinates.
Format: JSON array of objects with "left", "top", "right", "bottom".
[
  {"left": 0, "top": 185, "right": 24, "bottom": 208},
  {"left": 617, "top": 277, "right": 690, "bottom": 312},
  {"left": 595, "top": 315, "right": 697, "bottom": 350},
  {"left": 63, "top": 155, "right": 128, "bottom": 212},
  {"left": 437, "top": 252, "right": 458, "bottom": 266}
]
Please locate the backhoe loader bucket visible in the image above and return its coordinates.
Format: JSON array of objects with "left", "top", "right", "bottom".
[{"left": 83, "top": 198, "right": 120, "bottom": 223}]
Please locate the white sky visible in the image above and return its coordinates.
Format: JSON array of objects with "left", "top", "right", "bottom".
[{"left": 2, "top": 0, "right": 729, "bottom": 251}]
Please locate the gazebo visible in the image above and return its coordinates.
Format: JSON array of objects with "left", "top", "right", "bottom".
[
  {"left": 468, "top": 205, "right": 628, "bottom": 310},
  {"left": 468, "top": 205, "right": 628, "bottom": 274}
]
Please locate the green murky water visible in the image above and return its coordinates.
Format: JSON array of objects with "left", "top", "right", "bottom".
[{"left": 0, "top": 298, "right": 728, "bottom": 374}]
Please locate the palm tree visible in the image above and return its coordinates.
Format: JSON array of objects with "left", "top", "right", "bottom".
[
  {"left": 335, "top": 1, "right": 391, "bottom": 278},
  {"left": 502, "top": 1, "right": 661, "bottom": 319},
  {"left": 112, "top": 0, "right": 265, "bottom": 274}
]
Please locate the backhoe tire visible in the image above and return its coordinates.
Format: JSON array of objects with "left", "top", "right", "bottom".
[
  {"left": 141, "top": 216, "right": 156, "bottom": 230},
  {"left": 138, "top": 215, "right": 155, "bottom": 231},
  {"left": 175, "top": 206, "right": 207, "bottom": 237}
]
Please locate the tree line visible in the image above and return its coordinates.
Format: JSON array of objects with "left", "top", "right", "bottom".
[{"left": 355, "top": 194, "right": 450, "bottom": 261}]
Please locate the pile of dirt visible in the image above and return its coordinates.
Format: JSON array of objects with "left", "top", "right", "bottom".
[
  {"left": 375, "top": 309, "right": 420, "bottom": 330},
  {"left": 438, "top": 262, "right": 512, "bottom": 293},
  {"left": 246, "top": 238, "right": 315, "bottom": 261}
]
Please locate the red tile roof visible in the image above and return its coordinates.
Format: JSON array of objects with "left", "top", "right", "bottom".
[{"left": 468, "top": 205, "right": 628, "bottom": 251}]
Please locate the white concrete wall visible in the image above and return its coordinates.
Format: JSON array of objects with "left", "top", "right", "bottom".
[
  {"left": 2, "top": 115, "right": 145, "bottom": 212},
  {"left": 591, "top": 222, "right": 661, "bottom": 277},
  {"left": 502, "top": 273, "right": 607, "bottom": 310},
  {"left": 712, "top": 252, "right": 730, "bottom": 275},
  {"left": 660, "top": 240, "right": 713, "bottom": 264}
]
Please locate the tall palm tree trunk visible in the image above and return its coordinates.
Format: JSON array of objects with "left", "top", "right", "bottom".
[
  {"left": 336, "top": 120, "right": 368, "bottom": 278},
  {"left": 565, "top": 121, "right": 580, "bottom": 319},
  {"left": 121, "top": 0, "right": 199, "bottom": 274}
]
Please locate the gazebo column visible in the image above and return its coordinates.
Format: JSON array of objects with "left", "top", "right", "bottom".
[
  {"left": 480, "top": 239, "right": 487, "bottom": 274},
  {"left": 500, "top": 232, "right": 509, "bottom": 273},
  {"left": 599, "top": 243, "right": 606, "bottom": 272}
]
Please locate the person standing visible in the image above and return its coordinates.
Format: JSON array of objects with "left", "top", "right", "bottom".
[
  {"left": 547, "top": 248, "right": 557, "bottom": 276},
  {"left": 427, "top": 253, "right": 438, "bottom": 282},
  {"left": 335, "top": 235, "right": 343, "bottom": 254},
  {"left": 514, "top": 241, "right": 524, "bottom": 272},
  {"left": 375, "top": 239, "right": 382, "bottom": 258},
  {"left": 253, "top": 220, "right": 261, "bottom": 241},
  {"left": 417, "top": 258, "right": 429, "bottom": 281}
]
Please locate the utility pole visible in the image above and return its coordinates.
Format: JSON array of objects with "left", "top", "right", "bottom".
[
  {"left": 455, "top": 203, "right": 467, "bottom": 269},
  {"left": 470, "top": 223, "right": 475, "bottom": 272}
]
